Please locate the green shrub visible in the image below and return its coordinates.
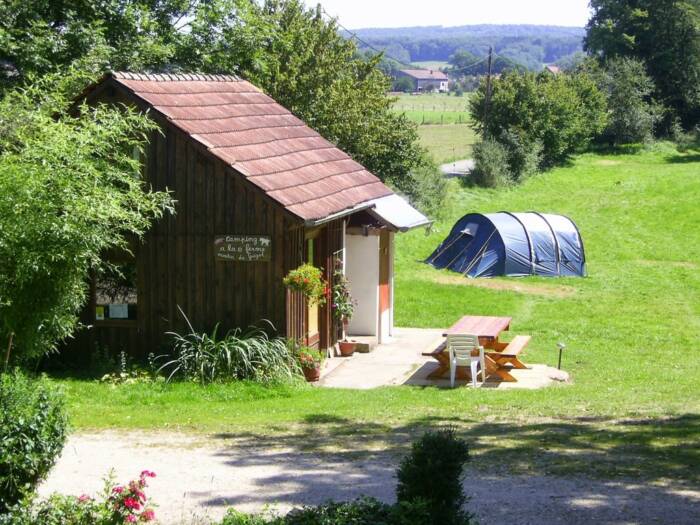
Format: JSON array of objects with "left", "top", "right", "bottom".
[
  {"left": 0, "top": 371, "right": 68, "bottom": 513},
  {"left": 285, "top": 497, "right": 394, "bottom": 525},
  {"left": 470, "top": 71, "right": 607, "bottom": 166},
  {"left": 0, "top": 470, "right": 158, "bottom": 524},
  {"left": 219, "top": 497, "right": 432, "bottom": 525},
  {"left": 0, "top": 73, "right": 173, "bottom": 364},
  {"left": 217, "top": 431, "right": 471, "bottom": 525},
  {"left": 388, "top": 153, "right": 447, "bottom": 219},
  {"left": 396, "top": 428, "right": 471, "bottom": 525},
  {"left": 158, "top": 310, "right": 301, "bottom": 385},
  {"left": 595, "top": 57, "right": 661, "bottom": 144},
  {"left": 219, "top": 509, "right": 277, "bottom": 525},
  {"left": 471, "top": 138, "right": 512, "bottom": 188},
  {"left": 498, "top": 129, "right": 542, "bottom": 182},
  {"left": 0, "top": 494, "right": 102, "bottom": 525}
]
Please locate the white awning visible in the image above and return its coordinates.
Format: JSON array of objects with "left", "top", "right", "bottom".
[{"left": 366, "top": 194, "right": 431, "bottom": 232}]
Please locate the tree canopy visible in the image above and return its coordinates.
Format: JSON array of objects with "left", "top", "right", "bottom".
[
  {"left": 0, "top": 73, "right": 173, "bottom": 363},
  {"left": 447, "top": 50, "right": 525, "bottom": 76},
  {"left": 470, "top": 71, "right": 608, "bottom": 167},
  {"left": 0, "top": 0, "right": 444, "bottom": 214},
  {"left": 585, "top": 0, "right": 700, "bottom": 127},
  {"left": 352, "top": 24, "right": 585, "bottom": 71}
]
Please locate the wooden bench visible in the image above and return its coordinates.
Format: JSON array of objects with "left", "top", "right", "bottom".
[{"left": 486, "top": 335, "right": 531, "bottom": 372}]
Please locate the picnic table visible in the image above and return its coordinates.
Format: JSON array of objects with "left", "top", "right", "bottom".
[{"left": 423, "top": 315, "right": 530, "bottom": 382}]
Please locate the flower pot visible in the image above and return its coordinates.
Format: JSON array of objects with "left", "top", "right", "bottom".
[
  {"left": 303, "top": 365, "right": 321, "bottom": 382},
  {"left": 339, "top": 340, "right": 357, "bottom": 357}
]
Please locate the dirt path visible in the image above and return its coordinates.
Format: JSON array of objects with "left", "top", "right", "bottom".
[{"left": 40, "top": 431, "right": 700, "bottom": 525}]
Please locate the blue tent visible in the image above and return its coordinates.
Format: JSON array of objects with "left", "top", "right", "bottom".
[{"left": 426, "top": 212, "right": 586, "bottom": 278}]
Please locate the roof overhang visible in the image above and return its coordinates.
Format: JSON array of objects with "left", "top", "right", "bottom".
[
  {"left": 303, "top": 201, "right": 377, "bottom": 228},
  {"left": 365, "top": 194, "right": 432, "bottom": 233}
]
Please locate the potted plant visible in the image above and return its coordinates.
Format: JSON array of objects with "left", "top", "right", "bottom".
[
  {"left": 332, "top": 266, "right": 358, "bottom": 357},
  {"left": 296, "top": 346, "right": 324, "bottom": 382},
  {"left": 283, "top": 263, "right": 327, "bottom": 306}
]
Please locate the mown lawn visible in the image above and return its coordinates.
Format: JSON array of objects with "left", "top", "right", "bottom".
[
  {"left": 56, "top": 144, "right": 700, "bottom": 482},
  {"left": 417, "top": 124, "right": 477, "bottom": 163},
  {"left": 393, "top": 92, "right": 472, "bottom": 125}
]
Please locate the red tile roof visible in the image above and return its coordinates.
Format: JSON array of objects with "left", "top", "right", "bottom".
[
  {"left": 108, "top": 72, "right": 392, "bottom": 222},
  {"left": 399, "top": 69, "right": 449, "bottom": 81}
]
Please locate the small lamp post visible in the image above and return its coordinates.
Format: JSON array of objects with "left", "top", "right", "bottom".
[{"left": 557, "top": 342, "right": 566, "bottom": 370}]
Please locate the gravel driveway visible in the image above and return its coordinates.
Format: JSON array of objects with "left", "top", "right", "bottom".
[{"left": 40, "top": 431, "right": 700, "bottom": 525}]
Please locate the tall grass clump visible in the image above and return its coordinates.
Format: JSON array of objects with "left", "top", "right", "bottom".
[{"left": 158, "top": 310, "right": 300, "bottom": 385}]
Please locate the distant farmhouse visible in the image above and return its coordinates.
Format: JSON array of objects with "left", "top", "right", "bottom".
[
  {"left": 397, "top": 69, "right": 449, "bottom": 93},
  {"left": 544, "top": 65, "right": 561, "bottom": 75}
]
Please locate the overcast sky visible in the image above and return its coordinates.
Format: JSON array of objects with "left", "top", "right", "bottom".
[{"left": 305, "top": 0, "right": 591, "bottom": 29}]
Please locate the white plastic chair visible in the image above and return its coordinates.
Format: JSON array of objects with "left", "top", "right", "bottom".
[{"left": 447, "top": 334, "right": 485, "bottom": 388}]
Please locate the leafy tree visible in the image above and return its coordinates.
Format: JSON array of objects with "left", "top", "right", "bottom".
[
  {"left": 593, "top": 57, "right": 661, "bottom": 144},
  {"left": 448, "top": 50, "right": 525, "bottom": 77},
  {"left": 470, "top": 71, "right": 607, "bottom": 166},
  {"left": 0, "top": 72, "right": 173, "bottom": 363},
  {"left": 180, "top": 0, "right": 444, "bottom": 214},
  {"left": 352, "top": 25, "right": 585, "bottom": 71},
  {"left": 555, "top": 51, "right": 587, "bottom": 72},
  {"left": 449, "top": 50, "right": 480, "bottom": 69},
  {"left": 394, "top": 76, "right": 416, "bottom": 92},
  {"left": 0, "top": 0, "right": 445, "bottom": 215},
  {"left": 0, "top": 0, "right": 189, "bottom": 89},
  {"left": 585, "top": 0, "right": 700, "bottom": 128}
]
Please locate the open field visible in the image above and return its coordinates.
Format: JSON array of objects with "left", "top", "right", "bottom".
[
  {"left": 54, "top": 144, "right": 700, "bottom": 483},
  {"left": 417, "top": 124, "right": 477, "bottom": 163},
  {"left": 392, "top": 92, "right": 472, "bottom": 125},
  {"left": 410, "top": 60, "right": 450, "bottom": 69}
]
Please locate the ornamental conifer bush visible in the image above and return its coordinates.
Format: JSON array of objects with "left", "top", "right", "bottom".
[{"left": 395, "top": 428, "right": 472, "bottom": 525}]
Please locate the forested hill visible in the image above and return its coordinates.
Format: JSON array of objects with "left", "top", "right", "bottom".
[{"left": 352, "top": 24, "right": 585, "bottom": 70}]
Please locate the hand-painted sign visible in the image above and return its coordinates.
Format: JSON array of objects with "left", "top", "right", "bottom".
[{"left": 215, "top": 235, "right": 271, "bottom": 262}]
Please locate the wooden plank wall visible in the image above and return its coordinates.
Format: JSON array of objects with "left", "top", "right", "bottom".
[{"left": 67, "top": 122, "right": 306, "bottom": 359}]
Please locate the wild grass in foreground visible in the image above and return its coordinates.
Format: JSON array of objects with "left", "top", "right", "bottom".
[{"left": 54, "top": 144, "right": 700, "bottom": 483}]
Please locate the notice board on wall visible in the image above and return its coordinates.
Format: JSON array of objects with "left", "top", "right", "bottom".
[{"left": 214, "top": 235, "right": 271, "bottom": 262}]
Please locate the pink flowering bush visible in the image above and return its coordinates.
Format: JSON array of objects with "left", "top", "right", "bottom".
[
  {"left": 106, "top": 470, "right": 157, "bottom": 524},
  {"left": 0, "top": 471, "right": 157, "bottom": 525}
]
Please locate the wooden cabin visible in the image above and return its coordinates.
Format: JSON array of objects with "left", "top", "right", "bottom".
[{"left": 67, "top": 72, "right": 429, "bottom": 359}]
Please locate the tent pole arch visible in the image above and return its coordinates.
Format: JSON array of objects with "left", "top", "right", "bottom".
[
  {"left": 563, "top": 214, "right": 587, "bottom": 267},
  {"left": 462, "top": 229, "right": 498, "bottom": 276},
  {"left": 533, "top": 211, "right": 562, "bottom": 276},
  {"left": 503, "top": 211, "right": 535, "bottom": 275}
]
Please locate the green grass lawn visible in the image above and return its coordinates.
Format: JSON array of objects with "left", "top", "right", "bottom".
[
  {"left": 393, "top": 93, "right": 472, "bottom": 125},
  {"left": 417, "top": 125, "right": 477, "bottom": 163},
  {"left": 55, "top": 144, "right": 700, "bottom": 482}
]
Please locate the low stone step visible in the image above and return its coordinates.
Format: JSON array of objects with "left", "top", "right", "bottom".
[{"left": 355, "top": 341, "right": 375, "bottom": 353}]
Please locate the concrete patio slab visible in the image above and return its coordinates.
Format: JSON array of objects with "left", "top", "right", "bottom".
[{"left": 319, "top": 328, "right": 569, "bottom": 390}]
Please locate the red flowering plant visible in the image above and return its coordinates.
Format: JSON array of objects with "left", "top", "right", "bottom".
[
  {"left": 295, "top": 346, "right": 324, "bottom": 371},
  {"left": 104, "top": 470, "right": 157, "bottom": 524},
  {"left": 10, "top": 470, "right": 158, "bottom": 524},
  {"left": 283, "top": 263, "right": 327, "bottom": 306}
]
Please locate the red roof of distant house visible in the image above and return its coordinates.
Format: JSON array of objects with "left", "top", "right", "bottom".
[
  {"left": 399, "top": 69, "right": 449, "bottom": 81},
  {"left": 100, "top": 72, "right": 392, "bottom": 222},
  {"left": 545, "top": 65, "right": 561, "bottom": 74}
]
